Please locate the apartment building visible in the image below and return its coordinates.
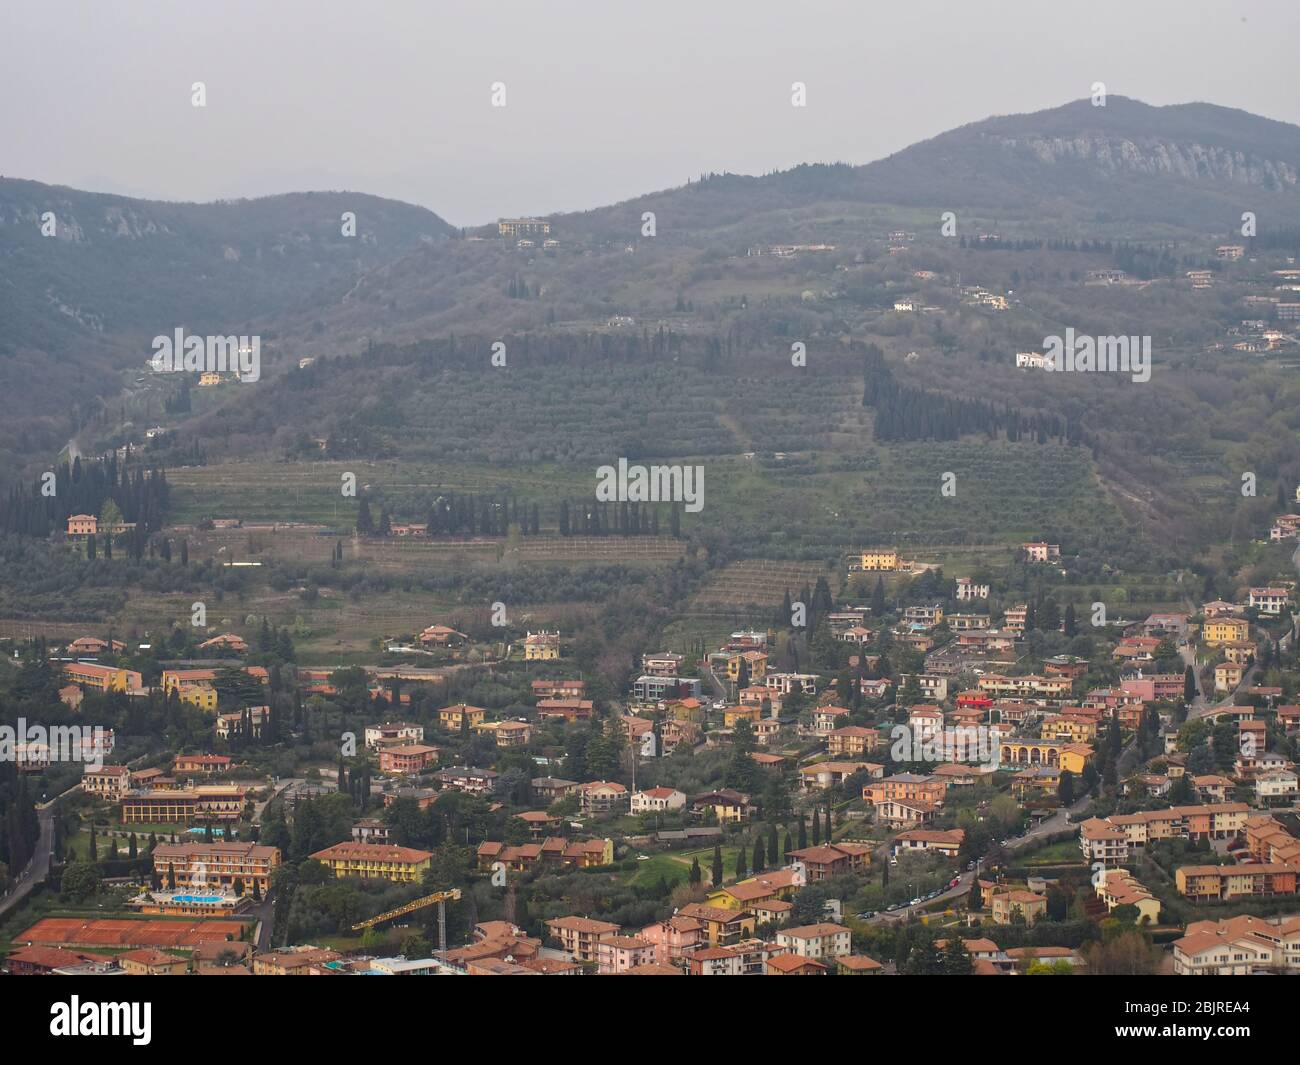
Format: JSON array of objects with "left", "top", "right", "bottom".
[
  {"left": 859, "top": 549, "right": 899, "bottom": 571},
  {"left": 977, "top": 673, "right": 1071, "bottom": 702},
  {"left": 578, "top": 780, "right": 628, "bottom": 814},
  {"left": 1173, "top": 916, "right": 1300, "bottom": 975},
  {"left": 826, "top": 726, "right": 883, "bottom": 757},
  {"left": 121, "top": 785, "right": 246, "bottom": 824},
  {"left": 1176, "top": 864, "right": 1299, "bottom": 901},
  {"left": 173, "top": 754, "right": 232, "bottom": 776},
  {"left": 546, "top": 916, "right": 619, "bottom": 962},
  {"left": 309, "top": 842, "right": 433, "bottom": 883},
  {"left": 863, "top": 773, "right": 947, "bottom": 806},
  {"left": 1248, "top": 587, "right": 1290, "bottom": 615},
  {"left": 378, "top": 744, "right": 441, "bottom": 775},
  {"left": 64, "top": 662, "right": 144, "bottom": 693},
  {"left": 787, "top": 841, "right": 873, "bottom": 880},
  {"left": 955, "top": 577, "right": 989, "bottom": 600},
  {"left": 1103, "top": 803, "right": 1251, "bottom": 848},
  {"left": 1204, "top": 618, "right": 1250, "bottom": 646},
  {"left": 438, "top": 704, "right": 487, "bottom": 730},
  {"left": 364, "top": 722, "right": 424, "bottom": 749},
  {"left": 776, "top": 923, "right": 852, "bottom": 960},
  {"left": 630, "top": 787, "right": 687, "bottom": 814},
  {"left": 892, "top": 828, "right": 965, "bottom": 859},
  {"left": 82, "top": 765, "right": 131, "bottom": 800},
  {"left": 152, "top": 841, "right": 281, "bottom": 895},
  {"left": 596, "top": 935, "right": 656, "bottom": 974},
  {"left": 1095, "top": 870, "right": 1160, "bottom": 924},
  {"left": 434, "top": 767, "right": 498, "bottom": 794},
  {"left": 1079, "top": 818, "right": 1129, "bottom": 867}
]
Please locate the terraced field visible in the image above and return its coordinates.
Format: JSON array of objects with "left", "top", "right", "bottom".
[
  {"left": 687, "top": 559, "right": 841, "bottom": 615},
  {"left": 510, "top": 536, "right": 685, "bottom": 566}
]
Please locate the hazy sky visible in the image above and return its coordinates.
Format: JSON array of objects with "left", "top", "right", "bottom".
[{"left": 4, "top": 0, "right": 1299, "bottom": 226}]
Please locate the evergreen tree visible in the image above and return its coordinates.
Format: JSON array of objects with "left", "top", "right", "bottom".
[{"left": 356, "top": 497, "right": 374, "bottom": 535}]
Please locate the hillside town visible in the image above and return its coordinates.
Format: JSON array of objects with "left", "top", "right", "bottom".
[{"left": 5, "top": 519, "right": 1300, "bottom": 979}]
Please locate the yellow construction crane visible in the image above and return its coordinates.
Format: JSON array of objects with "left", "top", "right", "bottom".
[{"left": 351, "top": 888, "right": 462, "bottom": 953}]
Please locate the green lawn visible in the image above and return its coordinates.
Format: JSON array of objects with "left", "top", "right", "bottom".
[
  {"left": 1020, "top": 840, "right": 1087, "bottom": 865},
  {"left": 628, "top": 853, "right": 694, "bottom": 890}
]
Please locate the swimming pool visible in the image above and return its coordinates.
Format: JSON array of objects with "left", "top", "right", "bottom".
[{"left": 169, "top": 894, "right": 224, "bottom": 904}]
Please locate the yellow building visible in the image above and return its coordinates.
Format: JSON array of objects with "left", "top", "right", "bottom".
[
  {"left": 692, "top": 790, "right": 749, "bottom": 824},
  {"left": 707, "top": 869, "right": 801, "bottom": 911},
  {"left": 678, "top": 904, "right": 757, "bottom": 946},
  {"left": 724, "top": 705, "right": 763, "bottom": 727},
  {"left": 1096, "top": 870, "right": 1161, "bottom": 924},
  {"left": 990, "top": 889, "right": 1047, "bottom": 926},
  {"left": 117, "top": 948, "right": 190, "bottom": 976},
  {"left": 177, "top": 684, "right": 219, "bottom": 712},
  {"left": 998, "top": 739, "right": 1092, "bottom": 774},
  {"left": 1204, "top": 618, "right": 1249, "bottom": 647},
  {"left": 1215, "top": 662, "right": 1246, "bottom": 693},
  {"left": 64, "top": 662, "right": 142, "bottom": 693},
  {"left": 859, "top": 549, "right": 899, "bottom": 571},
  {"left": 438, "top": 703, "right": 487, "bottom": 730},
  {"left": 1041, "top": 715, "right": 1097, "bottom": 744},
  {"left": 309, "top": 842, "right": 432, "bottom": 883},
  {"left": 725, "top": 652, "right": 768, "bottom": 683}
]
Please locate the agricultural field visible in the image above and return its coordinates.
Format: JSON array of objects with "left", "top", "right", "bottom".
[{"left": 687, "top": 559, "right": 840, "bottom": 615}]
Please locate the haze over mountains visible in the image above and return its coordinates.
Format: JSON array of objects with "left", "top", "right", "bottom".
[{"left": 2, "top": 95, "right": 1299, "bottom": 513}]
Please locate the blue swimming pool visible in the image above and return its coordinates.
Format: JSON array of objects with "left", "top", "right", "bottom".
[{"left": 170, "top": 894, "right": 223, "bottom": 904}]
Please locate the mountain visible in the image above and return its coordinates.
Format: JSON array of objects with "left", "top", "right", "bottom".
[
  {"left": 0, "top": 181, "right": 454, "bottom": 456},
  {"left": 550, "top": 97, "right": 1300, "bottom": 243},
  {"left": 3, "top": 95, "right": 1300, "bottom": 500}
]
